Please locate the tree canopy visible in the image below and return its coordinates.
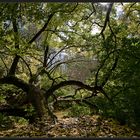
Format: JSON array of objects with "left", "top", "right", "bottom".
[{"left": 0, "top": 2, "right": 140, "bottom": 130}]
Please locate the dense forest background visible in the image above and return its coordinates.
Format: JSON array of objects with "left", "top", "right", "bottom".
[{"left": 0, "top": 2, "right": 140, "bottom": 137}]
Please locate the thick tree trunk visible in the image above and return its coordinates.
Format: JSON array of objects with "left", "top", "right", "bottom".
[
  {"left": 28, "top": 86, "right": 48, "bottom": 120},
  {"left": 0, "top": 76, "right": 49, "bottom": 121}
]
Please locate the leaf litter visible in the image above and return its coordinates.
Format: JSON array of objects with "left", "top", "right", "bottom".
[{"left": 0, "top": 112, "right": 138, "bottom": 138}]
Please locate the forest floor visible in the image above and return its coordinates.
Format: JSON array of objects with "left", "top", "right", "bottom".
[{"left": 0, "top": 111, "right": 140, "bottom": 138}]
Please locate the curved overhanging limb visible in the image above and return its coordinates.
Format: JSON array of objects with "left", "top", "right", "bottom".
[
  {"left": 0, "top": 76, "right": 30, "bottom": 92},
  {"left": 45, "top": 80, "right": 95, "bottom": 100},
  {"left": 44, "top": 80, "right": 116, "bottom": 122}
]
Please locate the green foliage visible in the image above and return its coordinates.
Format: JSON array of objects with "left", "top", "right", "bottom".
[
  {"left": 0, "top": 2, "right": 140, "bottom": 130},
  {"left": 56, "top": 87, "right": 74, "bottom": 97},
  {"left": 0, "top": 113, "right": 14, "bottom": 130},
  {"left": 24, "top": 105, "right": 36, "bottom": 117},
  {"left": 0, "top": 113, "right": 28, "bottom": 131},
  {"left": 97, "top": 36, "right": 140, "bottom": 126},
  {"left": 67, "top": 104, "right": 91, "bottom": 117},
  {"left": 16, "top": 117, "right": 28, "bottom": 125}
]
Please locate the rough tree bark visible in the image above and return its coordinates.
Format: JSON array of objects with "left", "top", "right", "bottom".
[
  {"left": 0, "top": 76, "right": 48, "bottom": 121},
  {"left": 28, "top": 86, "right": 48, "bottom": 119}
]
